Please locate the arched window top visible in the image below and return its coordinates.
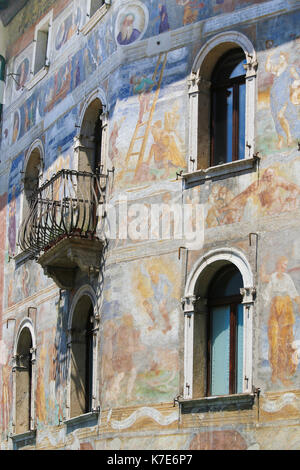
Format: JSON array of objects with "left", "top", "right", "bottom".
[
  {"left": 191, "top": 31, "right": 256, "bottom": 79},
  {"left": 16, "top": 326, "right": 32, "bottom": 356},
  {"left": 208, "top": 264, "right": 243, "bottom": 299},
  {"left": 211, "top": 48, "right": 246, "bottom": 83},
  {"left": 184, "top": 247, "right": 253, "bottom": 299},
  {"left": 22, "top": 145, "right": 43, "bottom": 217},
  {"left": 80, "top": 98, "right": 103, "bottom": 139},
  {"left": 14, "top": 317, "right": 36, "bottom": 356}
]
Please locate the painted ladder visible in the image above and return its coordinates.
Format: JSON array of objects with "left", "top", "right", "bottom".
[{"left": 125, "top": 52, "right": 168, "bottom": 177}]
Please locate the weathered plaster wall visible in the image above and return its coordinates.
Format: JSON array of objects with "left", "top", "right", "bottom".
[{"left": 1, "top": 0, "right": 300, "bottom": 450}]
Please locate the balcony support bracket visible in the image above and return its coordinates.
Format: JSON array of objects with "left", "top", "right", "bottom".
[{"left": 38, "top": 237, "right": 103, "bottom": 290}]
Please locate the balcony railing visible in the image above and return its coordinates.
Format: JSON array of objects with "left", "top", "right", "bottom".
[{"left": 18, "top": 169, "right": 107, "bottom": 259}]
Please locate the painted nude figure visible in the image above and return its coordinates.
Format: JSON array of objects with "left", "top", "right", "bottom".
[
  {"left": 265, "top": 50, "right": 300, "bottom": 148},
  {"left": 220, "top": 168, "right": 300, "bottom": 222}
]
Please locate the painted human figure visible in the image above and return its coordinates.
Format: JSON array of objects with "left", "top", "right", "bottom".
[
  {"left": 12, "top": 112, "right": 19, "bottom": 144},
  {"left": 261, "top": 256, "right": 300, "bottom": 386},
  {"left": 221, "top": 168, "right": 300, "bottom": 222},
  {"left": 206, "top": 184, "right": 234, "bottom": 227},
  {"left": 158, "top": 4, "right": 170, "bottom": 33},
  {"left": 36, "top": 333, "right": 47, "bottom": 423},
  {"left": 147, "top": 104, "right": 185, "bottom": 175},
  {"left": 117, "top": 13, "right": 141, "bottom": 45},
  {"left": 1, "top": 356, "right": 11, "bottom": 433},
  {"left": 176, "top": 0, "right": 203, "bottom": 25},
  {"left": 131, "top": 74, "right": 155, "bottom": 124},
  {"left": 16, "top": 59, "right": 29, "bottom": 91},
  {"left": 148, "top": 266, "right": 173, "bottom": 334},
  {"left": 265, "top": 50, "right": 300, "bottom": 149},
  {"left": 103, "top": 315, "right": 143, "bottom": 403},
  {"left": 109, "top": 118, "right": 125, "bottom": 164}
]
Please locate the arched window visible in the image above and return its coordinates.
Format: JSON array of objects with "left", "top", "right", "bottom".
[
  {"left": 14, "top": 327, "right": 34, "bottom": 434},
  {"left": 23, "top": 146, "right": 42, "bottom": 219},
  {"left": 211, "top": 49, "right": 246, "bottom": 166},
  {"left": 78, "top": 98, "right": 103, "bottom": 174},
  {"left": 207, "top": 265, "right": 243, "bottom": 396},
  {"left": 70, "top": 295, "right": 94, "bottom": 418},
  {"left": 182, "top": 248, "right": 255, "bottom": 400},
  {"left": 188, "top": 32, "right": 257, "bottom": 172}
]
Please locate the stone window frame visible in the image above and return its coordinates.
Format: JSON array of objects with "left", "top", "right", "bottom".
[
  {"left": 15, "top": 139, "right": 44, "bottom": 262},
  {"left": 11, "top": 317, "right": 37, "bottom": 437},
  {"left": 27, "top": 10, "right": 53, "bottom": 90},
  {"left": 74, "top": 88, "right": 109, "bottom": 175},
  {"left": 81, "top": 0, "right": 111, "bottom": 36},
  {"left": 187, "top": 31, "right": 257, "bottom": 176},
  {"left": 181, "top": 247, "right": 255, "bottom": 400},
  {"left": 65, "top": 284, "right": 100, "bottom": 421}
]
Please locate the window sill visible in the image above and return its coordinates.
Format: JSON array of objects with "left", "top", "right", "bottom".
[
  {"left": 182, "top": 156, "right": 259, "bottom": 185},
  {"left": 27, "top": 66, "right": 49, "bottom": 90},
  {"left": 81, "top": 3, "right": 110, "bottom": 36},
  {"left": 10, "top": 429, "right": 37, "bottom": 449},
  {"left": 64, "top": 410, "right": 99, "bottom": 428},
  {"left": 13, "top": 248, "right": 34, "bottom": 267},
  {"left": 179, "top": 393, "right": 255, "bottom": 414}
]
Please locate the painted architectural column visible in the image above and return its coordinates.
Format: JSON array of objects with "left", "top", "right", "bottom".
[
  {"left": 240, "top": 287, "right": 256, "bottom": 393},
  {"left": 182, "top": 294, "right": 197, "bottom": 399},
  {"left": 244, "top": 55, "right": 258, "bottom": 158},
  {"left": 187, "top": 73, "right": 211, "bottom": 172}
]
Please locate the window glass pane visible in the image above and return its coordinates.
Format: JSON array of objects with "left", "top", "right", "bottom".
[
  {"left": 229, "top": 59, "right": 246, "bottom": 79},
  {"left": 227, "top": 87, "right": 233, "bottom": 163},
  {"left": 211, "top": 49, "right": 246, "bottom": 164},
  {"left": 236, "top": 303, "right": 244, "bottom": 393},
  {"left": 213, "top": 88, "right": 232, "bottom": 165},
  {"left": 208, "top": 266, "right": 243, "bottom": 298},
  {"left": 239, "top": 83, "right": 246, "bottom": 159},
  {"left": 211, "top": 305, "right": 230, "bottom": 396},
  {"left": 212, "top": 49, "right": 245, "bottom": 83}
]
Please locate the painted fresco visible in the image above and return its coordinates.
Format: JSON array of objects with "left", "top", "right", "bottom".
[
  {"left": 100, "top": 254, "right": 181, "bottom": 407},
  {"left": 7, "top": 153, "right": 23, "bottom": 258},
  {"left": 189, "top": 430, "right": 248, "bottom": 450},
  {"left": 15, "top": 57, "right": 30, "bottom": 91},
  {"left": 5, "top": 261, "right": 51, "bottom": 309},
  {"left": 204, "top": 163, "right": 300, "bottom": 228},
  {"left": 5, "top": 0, "right": 269, "bottom": 146},
  {"left": 115, "top": 1, "right": 149, "bottom": 46},
  {"left": 0, "top": 339, "right": 12, "bottom": 438},
  {"left": 257, "top": 12, "right": 300, "bottom": 154},
  {"left": 28, "top": 293, "right": 68, "bottom": 427},
  {"left": 258, "top": 230, "right": 300, "bottom": 391},
  {"left": 108, "top": 49, "right": 188, "bottom": 190},
  {"left": 54, "top": 7, "right": 83, "bottom": 51},
  {"left": 3, "top": 0, "right": 300, "bottom": 452}
]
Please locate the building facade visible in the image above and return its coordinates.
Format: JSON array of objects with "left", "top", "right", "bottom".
[{"left": 1, "top": 0, "right": 300, "bottom": 450}]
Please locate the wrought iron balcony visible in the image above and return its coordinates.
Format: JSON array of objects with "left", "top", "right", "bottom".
[{"left": 18, "top": 169, "right": 107, "bottom": 289}]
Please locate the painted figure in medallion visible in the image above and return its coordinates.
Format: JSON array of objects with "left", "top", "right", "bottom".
[{"left": 117, "top": 13, "right": 141, "bottom": 45}]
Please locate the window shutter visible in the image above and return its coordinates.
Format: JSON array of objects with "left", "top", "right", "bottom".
[
  {"left": 236, "top": 303, "right": 244, "bottom": 393},
  {"left": 211, "top": 305, "right": 230, "bottom": 396}
]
